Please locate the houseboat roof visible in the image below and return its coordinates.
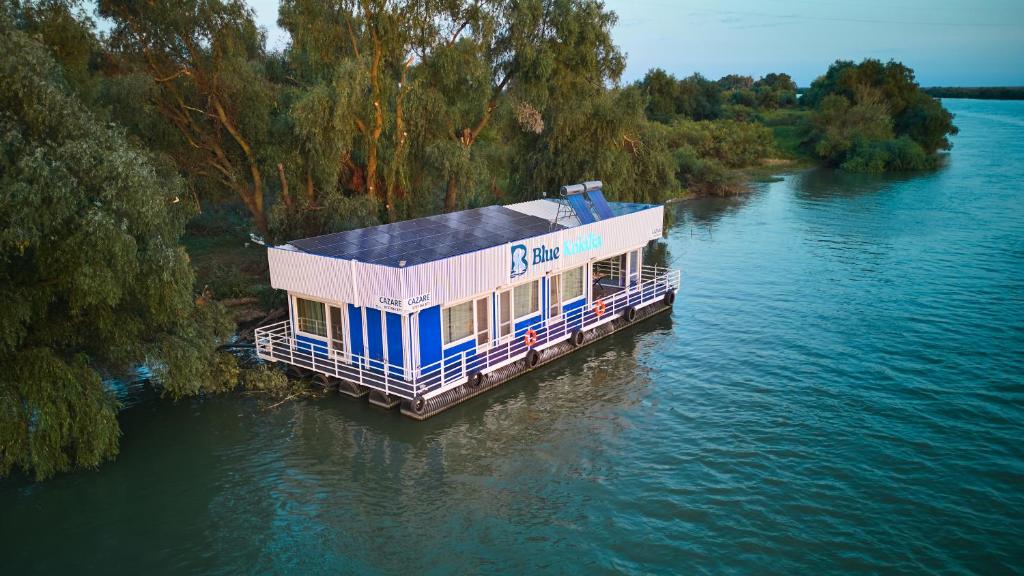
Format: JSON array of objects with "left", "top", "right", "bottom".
[{"left": 281, "top": 197, "right": 658, "bottom": 268}]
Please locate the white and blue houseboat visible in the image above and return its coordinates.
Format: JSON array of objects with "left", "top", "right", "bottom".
[{"left": 255, "top": 181, "right": 680, "bottom": 418}]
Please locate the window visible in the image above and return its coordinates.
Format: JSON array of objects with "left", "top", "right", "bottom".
[
  {"left": 513, "top": 280, "right": 539, "bottom": 319},
  {"left": 296, "top": 297, "right": 326, "bottom": 337},
  {"left": 499, "top": 290, "right": 511, "bottom": 338},
  {"left": 475, "top": 299, "right": 490, "bottom": 345},
  {"left": 329, "top": 305, "right": 345, "bottom": 356},
  {"left": 444, "top": 296, "right": 491, "bottom": 346},
  {"left": 562, "top": 266, "right": 584, "bottom": 301},
  {"left": 548, "top": 275, "right": 561, "bottom": 318},
  {"left": 443, "top": 301, "right": 475, "bottom": 344}
]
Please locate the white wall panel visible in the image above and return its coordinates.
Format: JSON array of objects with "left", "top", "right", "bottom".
[{"left": 268, "top": 205, "right": 664, "bottom": 308}]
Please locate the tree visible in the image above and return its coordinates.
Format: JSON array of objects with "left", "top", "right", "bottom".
[
  {"left": 675, "top": 74, "right": 721, "bottom": 120},
  {"left": 99, "top": 0, "right": 276, "bottom": 233},
  {"left": 717, "top": 74, "right": 753, "bottom": 91},
  {"left": 639, "top": 68, "right": 678, "bottom": 123},
  {"left": 0, "top": 17, "right": 236, "bottom": 479},
  {"left": 805, "top": 59, "right": 957, "bottom": 171},
  {"left": 639, "top": 70, "right": 721, "bottom": 122},
  {"left": 753, "top": 72, "right": 797, "bottom": 109}
]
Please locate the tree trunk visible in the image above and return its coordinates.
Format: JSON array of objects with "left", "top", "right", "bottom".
[
  {"left": 444, "top": 173, "right": 458, "bottom": 212},
  {"left": 277, "top": 163, "right": 292, "bottom": 210},
  {"left": 305, "top": 168, "right": 315, "bottom": 205}
]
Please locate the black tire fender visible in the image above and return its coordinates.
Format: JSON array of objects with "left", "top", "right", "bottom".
[
  {"left": 468, "top": 371, "right": 486, "bottom": 388},
  {"left": 664, "top": 290, "right": 677, "bottom": 307},
  {"left": 526, "top": 349, "right": 541, "bottom": 368},
  {"left": 313, "top": 373, "right": 332, "bottom": 390},
  {"left": 624, "top": 306, "right": 638, "bottom": 323},
  {"left": 571, "top": 330, "right": 585, "bottom": 347},
  {"left": 411, "top": 395, "right": 427, "bottom": 415}
]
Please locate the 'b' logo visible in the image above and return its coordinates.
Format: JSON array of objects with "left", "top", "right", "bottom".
[{"left": 510, "top": 244, "right": 528, "bottom": 278}]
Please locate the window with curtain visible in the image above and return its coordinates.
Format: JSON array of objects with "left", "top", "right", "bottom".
[
  {"left": 296, "top": 297, "right": 327, "bottom": 337},
  {"left": 443, "top": 300, "right": 475, "bottom": 344},
  {"left": 444, "top": 297, "right": 491, "bottom": 346},
  {"left": 562, "top": 266, "right": 584, "bottom": 301},
  {"left": 513, "top": 280, "right": 539, "bottom": 319}
]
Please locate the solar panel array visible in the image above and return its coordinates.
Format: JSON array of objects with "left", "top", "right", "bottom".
[{"left": 288, "top": 205, "right": 563, "bottom": 267}]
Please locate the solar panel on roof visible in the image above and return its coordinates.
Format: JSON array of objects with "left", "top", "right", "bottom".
[
  {"left": 566, "top": 195, "right": 597, "bottom": 224},
  {"left": 287, "top": 205, "right": 566, "bottom": 267},
  {"left": 587, "top": 190, "right": 615, "bottom": 220}
]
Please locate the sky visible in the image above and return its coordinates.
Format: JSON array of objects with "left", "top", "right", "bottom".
[{"left": 246, "top": 0, "right": 1024, "bottom": 86}]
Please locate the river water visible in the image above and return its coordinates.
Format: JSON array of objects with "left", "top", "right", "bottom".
[{"left": 2, "top": 99, "right": 1022, "bottom": 574}]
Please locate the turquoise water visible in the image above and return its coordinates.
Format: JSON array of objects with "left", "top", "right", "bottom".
[{"left": 2, "top": 99, "right": 1022, "bottom": 574}]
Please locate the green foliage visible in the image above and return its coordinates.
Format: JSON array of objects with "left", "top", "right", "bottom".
[
  {"left": 805, "top": 59, "right": 958, "bottom": 171},
  {"left": 663, "top": 119, "right": 776, "bottom": 168},
  {"left": 509, "top": 87, "right": 679, "bottom": 204},
  {"left": 840, "top": 136, "right": 931, "bottom": 172},
  {"left": 0, "top": 16, "right": 235, "bottom": 479},
  {"left": 639, "top": 69, "right": 722, "bottom": 122},
  {"left": 752, "top": 72, "right": 798, "bottom": 110},
  {"left": 923, "top": 86, "right": 1024, "bottom": 100},
  {"left": 672, "top": 146, "right": 734, "bottom": 196},
  {"left": 240, "top": 364, "right": 295, "bottom": 396}
]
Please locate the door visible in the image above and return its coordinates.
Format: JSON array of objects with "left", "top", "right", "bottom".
[
  {"left": 329, "top": 305, "right": 345, "bottom": 360},
  {"left": 627, "top": 249, "right": 640, "bottom": 289}
]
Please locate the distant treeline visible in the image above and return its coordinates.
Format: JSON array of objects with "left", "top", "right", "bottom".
[{"left": 922, "top": 87, "right": 1024, "bottom": 100}]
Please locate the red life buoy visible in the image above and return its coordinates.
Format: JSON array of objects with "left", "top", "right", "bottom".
[
  {"left": 594, "top": 300, "right": 607, "bottom": 317},
  {"left": 524, "top": 328, "right": 538, "bottom": 348}
]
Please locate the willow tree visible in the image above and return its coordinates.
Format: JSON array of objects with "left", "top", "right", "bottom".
[
  {"left": 425, "top": 0, "right": 629, "bottom": 211},
  {"left": 278, "top": 0, "right": 437, "bottom": 222},
  {"left": 99, "top": 0, "right": 276, "bottom": 233},
  {"left": 496, "top": 1, "right": 679, "bottom": 202},
  {"left": 0, "top": 17, "right": 236, "bottom": 480}
]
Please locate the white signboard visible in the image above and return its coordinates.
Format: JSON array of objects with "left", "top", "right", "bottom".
[{"left": 375, "top": 292, "right": 433, "bottom": 314}]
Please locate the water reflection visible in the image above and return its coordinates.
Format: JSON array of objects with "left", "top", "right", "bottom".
[
  {"left": 670, "top": 191, "right": 759, "bottom": 226},
  {"left": 790, "top": 166, "right": 931, "bottom": 201},
  {"left": 279, "top": 312, "right": 672, "bottom": 482},
  {"left": 174, "top": 312, "right": 672, "bottom": 574}
]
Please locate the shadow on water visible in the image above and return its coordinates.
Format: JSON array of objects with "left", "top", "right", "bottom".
[
  {"left": 789, "top": 165, "right": 946, "bottom": 201},
  {"left": 670, "top": 190, "right": 760, "bottom": 226}
]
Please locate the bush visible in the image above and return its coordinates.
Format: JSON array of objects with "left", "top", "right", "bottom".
[
  {"left": 666, "top": 119, "right": 775, "bottom": 168},
  {"left": 240, "top": 364, "right": 293, "bottom": 394},
  {"left": 674, "top": 146, "right": 737, "bottom": 196},
  {"left": 840, "top": 136, "right": 932, "bottom": 172}
]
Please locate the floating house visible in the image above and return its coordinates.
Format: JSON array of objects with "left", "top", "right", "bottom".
[{"left": 255, "top": 181, "right": 680, "bottom": 418}]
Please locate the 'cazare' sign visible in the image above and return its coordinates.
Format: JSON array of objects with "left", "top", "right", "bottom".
[{"left": 376, "top": 292, "right": 432, "bottom": 314}]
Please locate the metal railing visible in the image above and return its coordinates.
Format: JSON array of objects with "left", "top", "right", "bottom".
[{"left": 255, "top": 265, "right": 680, "bottom": 401}]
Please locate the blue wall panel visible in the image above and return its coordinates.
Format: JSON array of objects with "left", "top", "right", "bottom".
[
  {"left": 386, "top": 312, "right": 404, "bottom": 369},
  {"left": 443, "top": 338, "right": 476, "bottom": 358},
  {"left": 514, "top": 313, "right": 542, "bottom": 336},
  {"left": 418, "top": 305, "right": 442, "bottom": 371},
  {"left": 563, "top": 297, "right": 587, "bottom": 315},
  {"left": 348, "top": 304, "right": 364, "bottom": 361},
  {"left": 366, "top": 308, "right": 383, "bottom": 362},
  {"left": 295, "top": 334, "right": 328, "bottom": 359}
]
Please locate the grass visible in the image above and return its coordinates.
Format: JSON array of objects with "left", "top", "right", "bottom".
[{"left": 182, "top": 205, "right": 281, "bottom": 328}]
